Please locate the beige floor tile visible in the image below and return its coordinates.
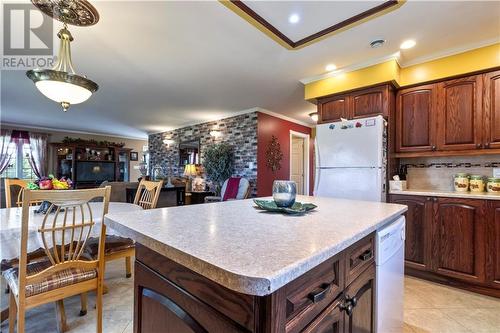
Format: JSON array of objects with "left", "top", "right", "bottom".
[
  {"left": 404, "top": 309, "right": 472, "bottom": 333},
  {"left": 441, "top": 308, "right": 500, "bottom": 333},
  {"left": 2, "top": 263, "right": 499, "bottom": 333}
]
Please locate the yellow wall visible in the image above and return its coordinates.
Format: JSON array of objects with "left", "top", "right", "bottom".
[{"left": 305, "top": 43, "right": 500, "bottom": 100}]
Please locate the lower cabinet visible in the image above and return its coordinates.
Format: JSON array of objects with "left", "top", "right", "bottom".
[
  {"left": 389, "top": 194, "right": 499, "bottom": 297},
  {"left": 487, "top": 200, "right": 500, "bottom": 288},
  {"left": 134, "top": 235, "right": 377, "bottom": 333},
  {"left": 432, "top": 197, "right": 486, "bottom": 283},
  {"left": 390, "top": 195, "right": 432, "bottom": 270},
  {"left": 343, "top": 265, "right": 375, "bottom": 333}
]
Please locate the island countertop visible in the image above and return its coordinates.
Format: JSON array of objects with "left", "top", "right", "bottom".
[{"left": 105, "top": 195, "right": 407, "bottom": 296}]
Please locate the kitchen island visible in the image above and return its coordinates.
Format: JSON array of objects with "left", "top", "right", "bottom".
[{"left": 105, "top": 195, "right": 407, "bottom": 333}]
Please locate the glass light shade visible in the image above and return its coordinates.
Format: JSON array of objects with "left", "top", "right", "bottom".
[
  {"left": 309, "top": 112, "right": 318, "bottom": 122},
  {"left": 183, "top": 164, "right": 198, "bottom": 177},
  {"left": 35, "top": 80, "right": 92, "bottom": 105}
]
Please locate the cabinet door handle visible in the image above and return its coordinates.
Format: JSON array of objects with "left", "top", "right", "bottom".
[
  {"left": 340, "top": 295, "right": 358, "bottom": 316},
  {"left": 431, "top": 145, "right": 436, "bottom": 151},
  {"left": 485, "top": 142, "right": 490, "bottom": 148},
  {"left": 308, "top": 283, "right": 332, "bottom": 303},
  {"left": 358, "top": 249, "right": 373, "bottom": 261},
  {"left": 476, "top": 143, "right": 482, "bottom": 149}
]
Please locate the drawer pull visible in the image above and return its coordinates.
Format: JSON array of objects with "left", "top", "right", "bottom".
[
  {"left": 308, "top": 283, "right": 331, "bottom": 303},
  {"left": 358, "top": 249, "right": 372, "bottom": 261}
]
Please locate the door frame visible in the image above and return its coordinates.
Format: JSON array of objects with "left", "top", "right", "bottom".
[{"left": 289, "top": 130, "right": 310, "bottom": 195}]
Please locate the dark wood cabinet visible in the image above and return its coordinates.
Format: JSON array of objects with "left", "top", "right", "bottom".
[
  {"left": 317, "top": 85, "right": 392, "bottom": 124},
  {"left": 318, "top": 94, "right": 350, "bottom": 123},
  {"left": 343, "top": 264, "right": 375, "bottom": 333},
  {"left": 389, "top": 194, "right": 500, "bottom": 297},
  {"left": 389, "top": 195, "right": 432, "bottom": 270},
  {"left": 393, "top": 69, "right": 500, "bottom": 157},
  {"left": 396, "top": 85, "right": 438, "bottom": 152},
  {"left": 134, "top": 235, "right": 377, "bottom": 333},
  {"left": 431, "top": 197, "right": 486, "bottom": 283},
  {"left": 350, "top": 86, "right": 388, "bottom": 119},
  {"left": 436, "top": 75, "right": 483, "bottom": 151},
  {"left": 487, "top": 200, "right": 500, "bottom": 289},
  {"left": 483, "top": 70, "right": 500, "bottom": 149},
  {"left": 302, "top": 297, "right": 344, "bottom": 333}
]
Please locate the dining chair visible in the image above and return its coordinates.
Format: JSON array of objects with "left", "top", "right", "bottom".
[
  {"left": 2, "top": 179, "right": 50, "bottom": 295},
  {"left": 204, "top": 177, "right": 251, "bottom": 203},
  {"left": 3, "top": 186, "right": 111, "bottom": 333},
  {"left": 133, "top": 179, "right": 164, "bottom": 209},
  {"left": 4, "top": 178, "right": 42, "bottom": 208},
  {"left": 85, "top": 179, "right": 163, "bottom": 279}
]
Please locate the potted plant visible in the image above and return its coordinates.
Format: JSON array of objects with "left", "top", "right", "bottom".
[{"left": 202, "top": 143, "right": 233, "bottom": 196}]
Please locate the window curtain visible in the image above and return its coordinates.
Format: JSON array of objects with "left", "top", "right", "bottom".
[
  {"left": 0, "top": 129, "right": 13, "bottom": 174},
  {"left": 27, "top": 132, "right": 48, "bottom": 178}
]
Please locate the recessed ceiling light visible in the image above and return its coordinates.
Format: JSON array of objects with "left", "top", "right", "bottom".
[
  {"left": 325, "top": 64, "right": 337, "bottom": 72},
  {"left": 400, "top": 39, "right": 416, "bottom": 49},
  {"left": 370, "top": 39, "right": 386, "bottom": 48},
  {"left": 288, "top": 14, "right": 300, "bottom": 24}
]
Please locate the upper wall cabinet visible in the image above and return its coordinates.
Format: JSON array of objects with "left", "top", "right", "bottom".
[
  {"left": 484, "top": 70, "right": 500, "bottom": 149},
  {"left": 395, "top": 70, "right": 500, "bottom": 155},
  {"left": 396, "top": 84, "right": 438, "bottom": 152},
  {"left": 317, "top": 85, "right": 392, "bottom": 124},
  {"left": 318, "top": 94, "right": 350, "bottom": 123},
  {"left": 351, "top": 86, "right": 388, "bottom": 119},
  {"left": 436, "top": 75, "right": 483, "bottom": 151}
]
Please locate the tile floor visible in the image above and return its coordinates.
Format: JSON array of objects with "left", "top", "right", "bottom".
[{"left": 1, "top": 260, "right": 500, "bottom": 333}]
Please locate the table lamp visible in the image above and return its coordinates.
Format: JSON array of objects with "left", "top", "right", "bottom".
[{"left": 184, "top": 164, "right": 198, "bottom": 191}]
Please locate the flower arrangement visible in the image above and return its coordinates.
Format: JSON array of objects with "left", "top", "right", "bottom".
[{"left": 27, "top": 174, "right": 73, "bottom": 190}]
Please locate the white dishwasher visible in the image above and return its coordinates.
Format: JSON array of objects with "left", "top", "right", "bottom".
[{"left": 375, "top": 216, "right": 405, "bottom": 333}]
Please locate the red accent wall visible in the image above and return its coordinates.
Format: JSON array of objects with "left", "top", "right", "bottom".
[{"left": 257, "top": 112, "right": 314, "bottom": 197}]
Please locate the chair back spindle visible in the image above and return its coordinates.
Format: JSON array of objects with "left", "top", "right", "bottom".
[{"left": 133, "top": 179, "right": 163, "bottom": 210}]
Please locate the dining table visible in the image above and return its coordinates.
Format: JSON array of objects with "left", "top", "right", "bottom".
[{"left": 0, "top": 201, "right": 143, "bottom": 323}]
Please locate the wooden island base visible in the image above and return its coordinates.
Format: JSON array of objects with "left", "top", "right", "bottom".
[{"left": 133, "top": 233, "right": 377, "bottom": 333}]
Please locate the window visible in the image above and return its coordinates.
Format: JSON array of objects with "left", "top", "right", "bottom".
[{"left": 0, "top": 142, "right": 36, "bottom": 180}]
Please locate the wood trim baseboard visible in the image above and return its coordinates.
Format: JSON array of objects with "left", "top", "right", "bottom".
[{"left": 405, "top": 267, "right": 500, "bottom": 299}]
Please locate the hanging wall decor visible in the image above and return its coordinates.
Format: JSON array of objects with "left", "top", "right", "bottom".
[{"left": 265, "top": 135, "right": 283, "bottom": 172}]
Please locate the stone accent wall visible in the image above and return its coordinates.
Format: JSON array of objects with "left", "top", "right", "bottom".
[{"left": 148, "top": 112, "right": 258, "bottom": 195}]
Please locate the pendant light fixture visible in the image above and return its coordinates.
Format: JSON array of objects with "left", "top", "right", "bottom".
[{"left": 26, "top": 0, "right": 100, "bottom": 112}]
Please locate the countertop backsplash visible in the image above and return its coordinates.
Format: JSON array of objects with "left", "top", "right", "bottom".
[{"left": 400, "top": 155, "right": 500, "bottom": 191}]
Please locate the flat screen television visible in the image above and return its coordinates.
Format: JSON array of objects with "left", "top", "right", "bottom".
[{"left": 76, "top": 161, "right": 115, "bottom": 183}]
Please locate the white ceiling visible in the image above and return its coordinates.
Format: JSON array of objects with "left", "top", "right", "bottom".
[
  {"left": 245, "top": 0, "right": 387, "bottom": 42},
  {"left": 1, "top": 0, "right": 499, "bottom": 139}
]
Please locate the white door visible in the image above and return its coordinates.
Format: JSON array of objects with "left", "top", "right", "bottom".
[
  {"left": 291, "top": 137, "right": 304, "bottom": 195},
  {"left": 314, "top": 167, "right": 383, "bottom": 201}
]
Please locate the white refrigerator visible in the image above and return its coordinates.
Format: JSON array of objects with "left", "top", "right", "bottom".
[{"left": 314, "top": 115, "right": 385, "bottom": 202}]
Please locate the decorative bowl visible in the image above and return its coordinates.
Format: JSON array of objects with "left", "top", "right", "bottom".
[{"left": 253, "top": 199, "right": 317, "bottom": 215}]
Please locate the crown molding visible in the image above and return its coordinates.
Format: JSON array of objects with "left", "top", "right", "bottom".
[
  {"left": 400, "top": 38, "right": 500, "bottom": 67},
  {"left": 256, "top": 108, "right": 314, "bottom": 128},
  {"left": 0, "top": 122, "right": 148, "bottom": 140},
  {"left": 299, "top": 52, "right": 401, "bottom": 85},
  {"left": 300, "top": 38, "right": 499, "bottom": 85}
]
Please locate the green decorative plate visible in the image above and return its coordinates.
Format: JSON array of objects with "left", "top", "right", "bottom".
[{"left": 253, "top": 199, "right": 317, "bottom": 215}]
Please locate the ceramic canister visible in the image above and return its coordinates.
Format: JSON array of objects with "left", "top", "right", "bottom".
[
  {"left": 486, "top": 177, "right": 500, "bottom": 193},
  {"left": 469, "top": 175, "right": 485, "bottom": 192},
  {"left": 454, "top": 173, "right": 469, "bottom": 192}
]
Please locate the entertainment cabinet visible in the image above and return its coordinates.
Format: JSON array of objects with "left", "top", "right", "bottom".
[{"left": 50, "top": 142, "right": 132, "bottom": 188}]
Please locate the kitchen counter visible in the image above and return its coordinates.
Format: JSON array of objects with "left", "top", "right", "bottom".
[
  {"left": 390, "top": 189, "right": 500, "bottom": 200},
  {"left": 105, "top": 195, "right": 406, "bottom": 296}
]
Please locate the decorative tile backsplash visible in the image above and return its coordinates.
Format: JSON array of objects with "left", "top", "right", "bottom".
[
  {"left": 148, "top": 112, "right": 258, "bottom": 196},
  {"left": 400, "top": 155, "right": 500, "bottom": 191}
]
